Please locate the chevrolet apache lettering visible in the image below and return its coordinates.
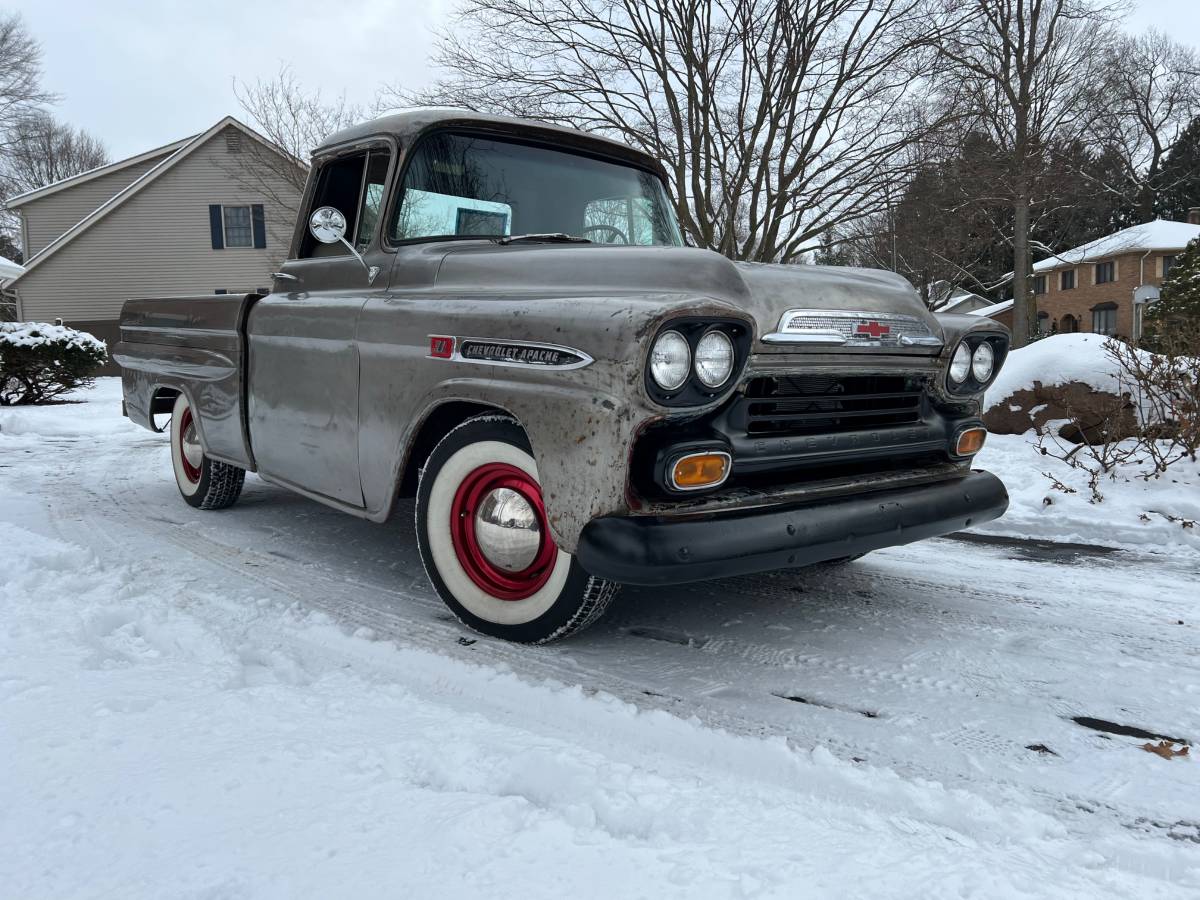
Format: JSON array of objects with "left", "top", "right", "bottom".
[{"left": 116, "top": 109, "right": 1010, "bottom": 643}]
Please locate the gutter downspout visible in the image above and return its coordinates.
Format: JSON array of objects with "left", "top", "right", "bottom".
[{"left": 1135, "top": 248, "right": 1153, "bottom": 341}]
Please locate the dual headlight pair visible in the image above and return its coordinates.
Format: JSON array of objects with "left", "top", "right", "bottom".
[
  {"left": 945, "top": 335, "right": 1005, "bottom": 393},
  {"left": 650, "top": 330, "right": 735, "bottom": 391},
  {"left": 645, "top": 319, "right": 750, "bottom": 405}
]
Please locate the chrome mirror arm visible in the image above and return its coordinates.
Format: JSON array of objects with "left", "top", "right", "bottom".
[{"left": 336, "top": 236, "right": 380, "bottom": 285}]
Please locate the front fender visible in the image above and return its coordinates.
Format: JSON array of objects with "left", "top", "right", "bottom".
[{"left": 392, "top": 380, "right": 642, "bottom": 551}]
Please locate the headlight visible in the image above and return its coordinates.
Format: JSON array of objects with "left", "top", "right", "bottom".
[
  {"left": 694, "top": 331, "right": 734, "bottom": 388},
  {"left": 971, "top": 342, "right": 994, "bottom": 382},
  {"left": 649, "top": 330, "right": 690, "bottom": 391},
  {"left": 948, "top": 342, "right": 972, "bottom": 384}
]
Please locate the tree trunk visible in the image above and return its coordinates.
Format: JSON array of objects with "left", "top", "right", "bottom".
[{"left": 1011, "top": 195, "right": 1032, "bottom": 349}]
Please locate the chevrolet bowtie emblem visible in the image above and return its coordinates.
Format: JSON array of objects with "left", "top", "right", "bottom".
[{"left": 855, "top": 321, "right": 891, "bottom": 338}]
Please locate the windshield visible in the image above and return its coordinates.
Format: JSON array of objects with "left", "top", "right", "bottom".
[{"left": 390, "top": 132, "right": 683, "bottom": 247}]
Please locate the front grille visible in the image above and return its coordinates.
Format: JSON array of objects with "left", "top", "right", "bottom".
[{"left": 743, "top": 374, "right": 924, "bottom": 436}]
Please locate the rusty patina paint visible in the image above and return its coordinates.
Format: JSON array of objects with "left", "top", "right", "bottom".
[{"left": 115, "top": 109, "right": 1008, "bottom": 553}]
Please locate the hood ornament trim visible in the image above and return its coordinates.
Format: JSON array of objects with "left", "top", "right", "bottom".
[{"left": 762, "top": 309, "right": 942, "bottom": 348}]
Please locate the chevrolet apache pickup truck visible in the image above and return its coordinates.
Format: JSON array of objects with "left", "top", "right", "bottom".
[{"left": 116, "top": 109, "right": 1010, "bottom": 643}]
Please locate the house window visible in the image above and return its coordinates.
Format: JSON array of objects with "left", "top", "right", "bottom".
[
  {"left": 1095, "top": 260, "right": 1115, "bottom": 284},
  {"left": 1060, "top": 314, "right": 1078, "bottom": 333},
  {"left": 1091, "top": 303, "right": 1117, "bottom": 336},
  {"left": 222, "top": 205, "right": 253, "bottom": 247},
  {"left": 1163, "top": 254, "right": 1177, "bottom": 278},
  {"left": 1061, "top": 269, "right": 1075, "bottom": 290},
  {"left": 1032, "top": 275, "right": 1046, "bottom": 295},
  {"left": 1037, "top": 311, "right": 1050, "bottom": 333}
]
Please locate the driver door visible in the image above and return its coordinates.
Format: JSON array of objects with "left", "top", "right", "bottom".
[{"left": 247, "top": 147, "right": 393, "bottom": 506}]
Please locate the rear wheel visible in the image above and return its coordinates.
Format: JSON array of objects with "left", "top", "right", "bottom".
[
  {"left": 415, "top": 416, "right": 618, "bottom": 643},
  {"left": 169, "top": 393, "right": 245, "bottom": 510}
]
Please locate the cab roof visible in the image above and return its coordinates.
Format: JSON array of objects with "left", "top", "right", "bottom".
[{"left": 315, "top": 108, "right": 664, "bottom": 177}]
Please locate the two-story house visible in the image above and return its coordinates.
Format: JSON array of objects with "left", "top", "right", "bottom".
[
  {"left": 2, "top": 116, "right": 303, "bottom": 371},
  {"left": 970, "top": 213, "right": 1200, "bottom": 339}
]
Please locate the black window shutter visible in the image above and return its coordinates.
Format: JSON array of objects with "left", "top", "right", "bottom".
[
  {"left": 251, "top": 204, "right": 266, "bottom": 249},
  {"left": 209, "top": 205, "right": 224, "bottom": 249}
]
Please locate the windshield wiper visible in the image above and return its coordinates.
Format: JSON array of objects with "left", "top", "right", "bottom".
[{"left": 494, "top": 233, "right": 591, "bottom": 245}]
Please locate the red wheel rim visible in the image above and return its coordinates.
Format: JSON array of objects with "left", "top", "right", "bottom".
[
  {"left": 178, "top": 406, "right": 202, "bottom": 484},
  {"left": 449, "top": 462, "right": 557, "bottom": 600}
]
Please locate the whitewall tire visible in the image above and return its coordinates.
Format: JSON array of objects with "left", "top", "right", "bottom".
[
  {"left": 415, "top": 415, "right": 618, "bottom": 643},
  {"left": 169, "top": 392, "right": 245, "bottom": 510}
]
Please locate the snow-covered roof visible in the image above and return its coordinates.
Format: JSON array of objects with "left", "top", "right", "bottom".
[
  {"left": 1033, "top": 220, "right": 1200, "bottom": 272},
  {"left": 967, "top": 298, "right": 1012, "bottom": 318},
  {"left": 0, "top": 255, "right": 24, "bottom": 281}
]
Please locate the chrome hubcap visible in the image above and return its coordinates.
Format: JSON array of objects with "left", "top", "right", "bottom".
[
  {"left": 181, "top": 421, "right": 204, "bottom": 470},
  {"left": 473, "top": 487, "right": 542, "bottom": 572}
]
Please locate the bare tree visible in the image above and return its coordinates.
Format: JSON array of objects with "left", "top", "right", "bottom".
[
  {"left": 1, "top": 111, "right": 108, "bottom": 195},
  {"left": 229, "top": 66, "right": 363, "bottom": 230},
  {"left": 1097, "top": 30, "right": 1200, "bottom": 219},
  {"left": 394, "top": 0, "right": 963, "bottom": 263},
  {"left": 938, "top": 0, "right": 1122, "bottom": 347},
  {"left": 0, "top": 13, "right": 56, "bottom": 153}
]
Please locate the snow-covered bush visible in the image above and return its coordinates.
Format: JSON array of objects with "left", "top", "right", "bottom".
[
  {"left": 985, "top": 333, "right": 1197, "bottom": 506},
  {"left": 0, "top": 322, "right": 108, "bottom": 406}
]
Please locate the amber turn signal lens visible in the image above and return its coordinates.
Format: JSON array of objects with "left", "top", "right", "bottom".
[
  {"left": 671, "top": 452, "right": 730, "bottom": 490},
  {"left": 956, "top": 427, "right": 987, "bottom": 456}
]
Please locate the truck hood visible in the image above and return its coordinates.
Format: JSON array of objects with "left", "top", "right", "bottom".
[{"left": 430, "top": 243, "right": 942, "bottom": 351}]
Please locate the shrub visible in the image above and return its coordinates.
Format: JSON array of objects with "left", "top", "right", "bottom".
[
  {"left": 1143, "top": 236, "right": 1200, "bottom": 353},
  {"left": 0, "top": 322, "right": 108, "bottom": 405}
]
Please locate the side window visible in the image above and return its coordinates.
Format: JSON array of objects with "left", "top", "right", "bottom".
[
  {"left": 354, "top": 151, "right": 391, "bottom": 252},
  {"left": 298, "top": 147, "right": 392, "bottom": 259}
]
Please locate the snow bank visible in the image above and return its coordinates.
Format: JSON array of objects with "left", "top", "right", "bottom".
[
  {"left": 973, "top": 335, "right": 1200, "bottom": 551},
  {"left": 974, "top": 433, "right": 1200, "bottom": 552},
  {"left": 0, "top": 377, "right": 133, "bottom": 435},
  {"left": 983, "top": 333, "right": 1127, "bottom": 413}
]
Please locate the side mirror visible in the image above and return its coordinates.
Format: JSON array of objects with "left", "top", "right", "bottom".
[
  {"left": 307, "top": 206, "right": 380, "bottom": 285},
  {"left": 309, "top": 206, "right": 348, "bottom": 244}
]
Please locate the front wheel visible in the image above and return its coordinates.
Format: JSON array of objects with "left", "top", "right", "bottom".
[
  {"left": 169, "top": 393, "right": 245, "bottom": 510},
  {"left": 415, "top": 416, "right": 618, "bottom": 643}
]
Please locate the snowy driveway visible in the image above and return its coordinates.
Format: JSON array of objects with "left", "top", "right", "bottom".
[{"left": 2, "top": 380, "right": 1197, "bottom": 898}]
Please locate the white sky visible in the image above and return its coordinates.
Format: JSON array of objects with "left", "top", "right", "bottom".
[{"left": 8, "top": 0, "right": 1200, "bottom": 162}]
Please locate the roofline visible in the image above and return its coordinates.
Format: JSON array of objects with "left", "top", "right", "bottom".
[
  {"left": 3, "top": 135, "right": 195, "bottom": 209},
  {"left": 8, "top": 116, "right": 304, "bottom": 284},
  {"left": 1032, "top": 221, "right": 1200, "bottom": 272}
]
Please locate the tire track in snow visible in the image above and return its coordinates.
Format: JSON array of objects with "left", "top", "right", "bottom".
[{"left": 36, "top": 435, "right": 1200, "bottom": 855}]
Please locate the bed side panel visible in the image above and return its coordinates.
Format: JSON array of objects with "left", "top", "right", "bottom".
[{"left": 113, "top": 293, "right": 256, "bottom": 469}]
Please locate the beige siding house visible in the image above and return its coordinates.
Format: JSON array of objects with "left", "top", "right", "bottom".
[{"left": 3, "top": 117, "right": 303, "bottom": 371}]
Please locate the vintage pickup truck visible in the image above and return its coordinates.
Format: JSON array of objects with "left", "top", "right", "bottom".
[{"left": 116, "top": 109, "right": 1010, "bottom": 643}]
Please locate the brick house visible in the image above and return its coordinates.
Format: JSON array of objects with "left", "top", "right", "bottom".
[{"left": 970, "top": 211, "right": 1200, "bottom": 339}]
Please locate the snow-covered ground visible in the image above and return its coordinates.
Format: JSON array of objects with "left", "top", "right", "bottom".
[
  {"left": 2, "top": 379, "right": 1197, "bottom": 898},
  {"left": 976, "top": 333, "right": 1200, "bottom": 552}
]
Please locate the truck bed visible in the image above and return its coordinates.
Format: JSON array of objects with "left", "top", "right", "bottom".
[{"left": 113, "top": 293, "right": 259, "bottom": 470}]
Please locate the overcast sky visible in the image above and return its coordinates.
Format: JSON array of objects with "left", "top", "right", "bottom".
[{"left": 8, "top": 0, "right": 1200, "bottom": 161}]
